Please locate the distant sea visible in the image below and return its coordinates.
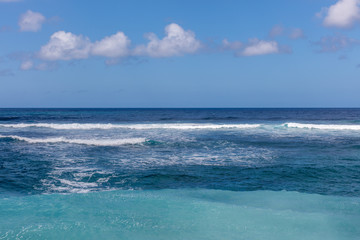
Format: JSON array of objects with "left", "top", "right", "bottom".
[{"left": 1, "top": 108, "right": 360, "bottom": 239}]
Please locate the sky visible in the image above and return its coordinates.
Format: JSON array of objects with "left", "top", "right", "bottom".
[{"left": 0, "top": 0, "right": 360, "bottom": 108}]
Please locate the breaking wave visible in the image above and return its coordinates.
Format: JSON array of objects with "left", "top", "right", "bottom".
[
  {"left": 2, "top": 122, "right": 360, "bottom": 132},
  {"left": 0, "top": 135, "right": 146, "bottom": 146},
  {"left": 284, "top": 122, "right": 360, "bottom": 130}
]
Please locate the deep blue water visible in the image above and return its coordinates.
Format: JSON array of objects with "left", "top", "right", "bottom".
[{"left": 1, "top": 108, "right": 360, "bottom": 239}]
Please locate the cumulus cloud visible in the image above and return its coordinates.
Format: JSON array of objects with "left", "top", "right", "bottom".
[
  {"left": 241, "top": 39, "right": 280, "bottom": 56},
  {"left": 35, "top": 23, "right": 201, "bottom": 63},
  {"left": 134, "top": 23, "right": 201, "bottom": 57},
  {"left": 222, "top": 38, "right": 290, "bottom": 57},
  {"left": 91, "top": 32, "right": 130, "bottom": 58},
  {"left": 38, "top": 31, "right": 92, "bottom": 60},
  {"left": 38, "top": 31, "right": 131, "bottom": 61},
  {"left": 319, "top": 0, "right": 360, "bottom": 28},
  {"left": 313, "top": 34, "right": 360, "bottom": 52},
  {"left": 18, "top": 10, "right": 46, "bottom": 32}
]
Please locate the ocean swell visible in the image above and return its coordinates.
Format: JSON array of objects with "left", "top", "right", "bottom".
[{"left": 0, "top": 123, "right": 261, "bottom": 130}]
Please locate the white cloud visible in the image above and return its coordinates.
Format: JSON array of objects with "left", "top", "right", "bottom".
[
  {"left": 24, "top": 23, "right": 290, "bottom": 70},
  {"left": 134, "top": 23, "right": 201, "bottom": 57},
  {"left": 38, "top": 31, "right": 132, "bottom": 61},
  {"left": 222, "top": 38, "right": 288, "bottom": 57},
  {"left": 38, "top": 31, "right": 92, "bottom": 60},
  {"left": 18, "top": 10, "right": 46, "bottom": 32},
  {"left": 33, "top": 23, "right": 200, "bottom": 64},
  {"left": 222, "top": 39, "right": 242, "bottom": 50},
  {"left": 35, "top": 24, "right": 285, "bottom": 65},
  {"left": 241, "top": 39, "right": 280, "bottom": 56},
  {"left": 19, "top": 24, "right": 202, "bottom": 70},
  {"left": 320, "top": 0, "right": 360, "bottom": 28},
  {"left": 91, "top": 32, "right": 130, "bottom": 58}
]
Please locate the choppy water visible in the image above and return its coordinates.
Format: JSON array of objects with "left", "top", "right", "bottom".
[{"left": 1, "top": 108, "right": 360, "bottom": 239}]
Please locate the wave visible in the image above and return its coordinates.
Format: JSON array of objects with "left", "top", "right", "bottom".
[
  {"left": 284, "top": 122, "right": 360, "bottom": 130},
  {"left": 2, "top": 122, "right": 360, "bottom": 131},
  {"left": 0, "top": 123, "right": 261, "bottom": 130},
  {"left": 0, "top": 135, "right": 146, "bottom": 146}
]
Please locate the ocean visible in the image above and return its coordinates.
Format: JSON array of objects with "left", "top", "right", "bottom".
[{"left": 0, "top": 108, "right": 359, "bottom": 239}]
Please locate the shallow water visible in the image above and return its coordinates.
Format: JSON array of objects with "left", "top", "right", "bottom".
[
  {"left": 0, "top": 109, "right": 359, "bottom": 239},
  {"left": 1, "top": 189, "right": 360, "bottom": 240}
]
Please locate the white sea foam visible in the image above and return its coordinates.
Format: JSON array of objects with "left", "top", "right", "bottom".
[
  {"left": 0, "top": 123, "right": 261, "bottom": 130},
  {"left": 0, "top": 135, "right": 146, "bottom": 146},
  {"left": 3, "top": 122, "right": 360, "bottom": 132},
  {"left": 58, "top": 179, "right": 98, "bottom": 188},
  {"left": 284, "top": 122, "right": 360, "bottom": 130}
]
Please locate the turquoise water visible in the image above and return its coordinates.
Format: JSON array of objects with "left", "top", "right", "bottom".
[
  {"left": 1, "top": 109, "right": 360, "bottom": 239},
  {"left": 1, "top": 189, "right": 360, "bottom": 240}
]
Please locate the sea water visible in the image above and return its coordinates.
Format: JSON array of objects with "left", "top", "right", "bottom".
[{"left": 0, "top": 108, "right": 360, "bottom": 239}]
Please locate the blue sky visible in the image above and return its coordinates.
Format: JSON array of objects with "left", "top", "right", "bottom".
[{"left": 0, "top": 0, "right": 360, "bottom": 107}]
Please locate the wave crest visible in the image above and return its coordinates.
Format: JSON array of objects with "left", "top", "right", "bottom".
[
  {"left": 0, "top": 135, "right": 146, "bottom": 146},
  {"left": 284, "top": 122, "right": 360, "bottom": 130}
]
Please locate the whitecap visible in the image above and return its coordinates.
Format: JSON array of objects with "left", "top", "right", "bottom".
[
  {"left": 0, "top": 135, "right": 146, "bottom": 146},
  {"left": 283, "top": 122, "right": 360, "bottom": 130}
]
